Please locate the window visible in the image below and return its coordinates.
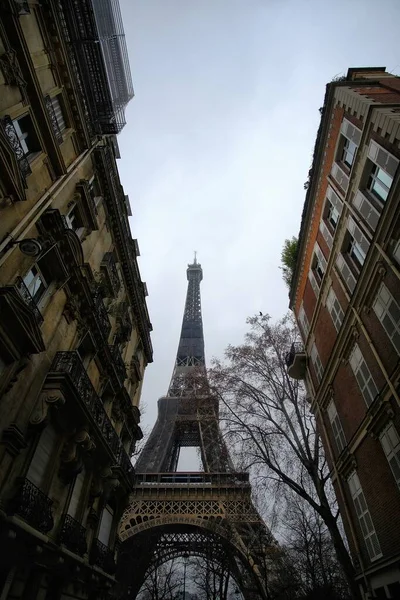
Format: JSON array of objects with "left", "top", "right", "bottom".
[
  {"left": 310, "top": 243, "right": 327, "bottom": 290},
  {"left": 373, "top": 284, "right": 400, "bottom": 355},
  {"left": 345, "top": 217, "right": 370, "bottom": 273},
  {"left": 368, "top": 165, "right": 393, "bottom": 202},
  {"left": 98, "top": 505, "right": 114, "bottom": 547},
  {"left": 89, "top": 177, "right": 102, "bottom": 207},
  {"left": 27, "top": 424, "right": 58, "bottom": 490},
  {"left": 298, "top": 303, "right": 309, "bottom": 339},
  {"left": 327, "top": 202, "right": 340, "bottom": 230},
  {"left": 347, "top": 471, "right": 381, "bottom": 561},
  {"left": 347, "top": 234, "right": 367, "bottom": 270},
  {"left": 68, "top": 467, "right": 86, "bottom": 520},
  {"left": 380, "top": 424, "right": 400, "bottom": 489},
  {"left": 13, "top": 114, "right": 41, "bottom": 161},
  {"left": 342, "top": 138, "right": 357, "bottom": 169},
  {"left": 349, "top": 344, "right": 378, "bottom": 407},
  {"left": 65, "top": 205, "right": 85, "bottom": 237},
  {"left": 327, "top": 400, "right": 346, "bottom": 453},
  {"left": 326, "top": 287, "right": 344, "bottom": 331},
  {"left": 366, "top": 140, "right": 398, "bottom": 203},
  {"left": 50, "top": 95, "right": 66, "bottom": 134},
  {"left": 310, "top": 342, "right": 323, "bottom": 383},
  {"left": 76, "top": 333, "right": 95, "bottom": 368},
  {"left": 23, "top": 264, "right": 48, "bottom": 303}
]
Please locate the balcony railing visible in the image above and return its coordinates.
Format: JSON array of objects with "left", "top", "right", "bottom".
[
  {"left": 44, "top": 95, "right": 63, "bottom": 144},
  {"left": 10, "top": 478, "right": 54, "bottom": 533},
  {"left": 1, "top": 115, "right": 31, "bottom": 183},
  {"left": 109, "top": 344, "right": 127, "bottom": 385},
  {"left": 101, "top": 252, "right": 120, "bottom": 297},
  {"left": 60, "top": 514, "right": 87, "bottom": 556},
  {"left": 15, "top": 277, "right": 44, "bottom": 324},
  {"left": 90, "top": 539, "right": 116, "bottom": 574},
  {"left": 285, "top": 342, "right": 307, "bottom": 380},
  {"left": 51, "top": 351, "right": 120, "bottom": 456}
]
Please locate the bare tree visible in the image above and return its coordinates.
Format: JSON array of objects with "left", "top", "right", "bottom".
[
  {"left": 137, "top": 559, "right": 183, "bottom": 600},
  {"left": 190, "top": 554, "right": 233, "bottom": 600},
  {"left": 209, "top": 314, "right": 359, "bottom": 600},
  {"left": 283, "top": 492, "right": 350, "bottom": 599}
]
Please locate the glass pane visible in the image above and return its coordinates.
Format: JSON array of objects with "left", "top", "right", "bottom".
[
  {"left": 377, "top": 168, "right": 392, "bottom": 188},
  {"left": 389, "top": 456, "right": 400, "bottom": 481},
  {"left": 372, "top": 180, "right": 389, "bottom": 201},
  {"left": 388, "top": 301, "right": 400, "bottom": 324}
]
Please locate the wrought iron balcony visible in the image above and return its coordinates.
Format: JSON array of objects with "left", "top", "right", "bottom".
[
  {"left": 101, "top": 252, "right": 120, "bottom": 297},
  {"left": 109, "top": 344, "right": 127, "bottom": 385},
  {"left": 44, "top": 95, "right": 63, "bottom": 144},
  {"left": 285, "top": 342, "right": 307, "bottom": 380},
  {"left": 90, "top": 539, "right": 116, "bottom": 574},
  {"left": 116, "top": 443, "right": 134, "bottom": 476},
  {"left": 9, "top": 478, "right": 54, "bottom": 533},
  {"left": 1, "top": 115, "right": 31, "bottom": 184},
  {"left": 50, "top": 351, "right": 120, "bottom": 457},
  {"left": 15, "top": 277, "right": 44, "bottom": 324},
  {"left": 60, "top": 514, "right": 87, "bottom": 556}
]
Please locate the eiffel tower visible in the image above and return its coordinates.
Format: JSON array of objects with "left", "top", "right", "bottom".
[{"left": 118, "top": 257, "right": 274, "bottom": 599}]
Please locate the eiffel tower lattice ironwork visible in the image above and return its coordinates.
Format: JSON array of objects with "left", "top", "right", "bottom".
[{"left": 118, "top": 257, "right": 276, "bottom": 599}]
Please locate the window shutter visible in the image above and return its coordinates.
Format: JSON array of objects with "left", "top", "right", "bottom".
[
  {"left": 353, "top": 191, "right": 381, "bottom": 231},
  {"left": 98, "top": 505, "right": 114, "bottom": 546},
  {"left": 326, "top": 186, "right": 343, "bottom": 214},
  {"left": 368, "top": 140, "right": 399, "bottom": 177},
  {"left": 298, "top": 303, "right": 309, "bottom": 338},
  {"left": 319, "top": 221, "right": 333, "bottom": 249},
  {"left": 340, "top": 119, "right": 361, "bottom": 146},
  {"left": 336, "top": 253, "right": 356, "bottom": 293},
  {"left": 308, "top": 270, "right": 319, "bottom": 295},
  {"left": 331, "top": 163, "right": 349, "bottom": 192},
  {"left": 348, "top": 217, "right": 371, "bottom": 255},
  {"left": 68, "top": 468, "right": 86, "bottom": 520},
  {"left": 27, "top": 425, "right": 58, "bottom": 489}
]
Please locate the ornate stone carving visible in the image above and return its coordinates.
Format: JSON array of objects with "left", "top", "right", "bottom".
[
  {"left": 30, "top": 391, "right": 65, "bottom": 427},
  {"left": 61, "top": 428, "right": 95, "bottom": 464}
]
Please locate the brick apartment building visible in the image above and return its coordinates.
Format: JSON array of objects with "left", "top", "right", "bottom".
[{"left": 287, "top": 68, "right": 400, "bottom": 599}]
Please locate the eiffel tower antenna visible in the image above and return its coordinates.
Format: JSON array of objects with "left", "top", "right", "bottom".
[{"left": 119, "top": 260, "right": 273, "bottom": 599}]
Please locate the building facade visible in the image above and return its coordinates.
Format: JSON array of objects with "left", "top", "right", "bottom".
[
  {"left": 0, "top": 1, "right": 152, "bottom": 599},
  {"left": 287, "top": 68, "right": 400, "bottom": 599}
]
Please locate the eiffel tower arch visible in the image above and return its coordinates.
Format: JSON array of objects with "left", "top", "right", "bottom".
[{"left": 118, "top": 258, "right": 275, "bottom": 599}]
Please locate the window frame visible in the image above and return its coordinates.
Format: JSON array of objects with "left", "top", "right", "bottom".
[
  {"left": 367, "top": 164, "right": 392, "bottom": 202},
  {"left": 12, "top": 113, "right": 42, "bottom": 162},
  {"left": 349, "top": 344, "right": 378, "bottom": 407},
  {"left": 379, "top": 423, "right": 400, "bottom": 490},
  {"left": 23, "top": 264, "right": 48, "bottom": 304},
  {"left": 327, "top": 399, "right": 346, "bottom": 454},
  {"left": 326, "top": 287, "right": 344, "bottom": 332},
  {"left": 347, "top": 471, "right": 382, "bottom": 561},
  {"left": 65, "top": 204, "right": 85, "bottom": 238},
  {"left": 373, "top": 283, "right": 400, "bottom": 355},
  {"left": 310, "top": 342, "right": 323, "bottom": 384}
]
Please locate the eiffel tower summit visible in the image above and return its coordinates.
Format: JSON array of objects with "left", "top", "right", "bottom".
[{"left": 118, "top": 257, "right": 275, "bottom": 598}]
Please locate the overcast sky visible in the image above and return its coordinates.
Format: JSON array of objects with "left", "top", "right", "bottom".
[{"left": 117, "top": 0, "right": 400, "bottom": 467}]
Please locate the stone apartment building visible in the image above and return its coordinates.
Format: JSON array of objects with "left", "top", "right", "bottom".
[
  {"left": 287, "top": 67, "right": 400, "bottom": 599},
  {"left": 0, "top": 1, "right": 152, "bottom": 599}
]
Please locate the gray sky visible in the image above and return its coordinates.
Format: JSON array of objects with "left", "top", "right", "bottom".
[{"left": 117, "top": 0, "right": 400, "bottom": 467}]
